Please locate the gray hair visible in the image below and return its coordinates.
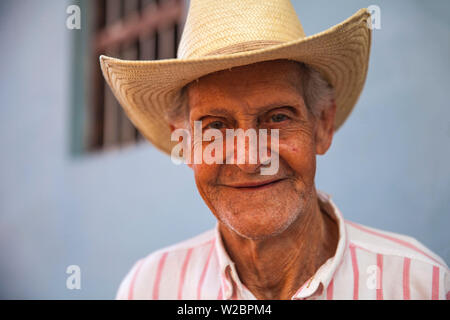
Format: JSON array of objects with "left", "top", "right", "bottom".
[
  {"left": 166, "top": 61, "right": 334, "bottom": 126},
  {"left": 297, "top": 62, "right": 335, "bottom": 118}
]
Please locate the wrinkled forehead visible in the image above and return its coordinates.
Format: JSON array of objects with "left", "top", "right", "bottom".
[{"left": 186, "top": 59, "right": 305, "bottom": 109}]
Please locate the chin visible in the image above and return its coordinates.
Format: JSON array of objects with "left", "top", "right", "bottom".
[
  {"left": 207, "top": 182, "right": 313, "bottom": 240},
  {"left": 219, "top": 203, "right": 303, "bottom": 240}
]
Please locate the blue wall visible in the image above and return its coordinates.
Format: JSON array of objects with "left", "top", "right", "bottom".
[{"left": 0, "top": 0, "right": 449, "bottom": 299}]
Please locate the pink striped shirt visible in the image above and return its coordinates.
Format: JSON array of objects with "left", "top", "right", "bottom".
[{"left": 116, "top": 190, "right": 449, "bottom": 300}]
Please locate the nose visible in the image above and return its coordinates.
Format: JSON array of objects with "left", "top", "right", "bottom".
[{"left": 228, "top": 128, "right": 268, "bottom": 174}]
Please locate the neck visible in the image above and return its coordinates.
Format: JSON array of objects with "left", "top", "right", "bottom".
[{"left": 218, "top": 190, "right": 338, "bottom": 300}]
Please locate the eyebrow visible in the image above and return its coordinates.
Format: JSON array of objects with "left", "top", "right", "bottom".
[
  {"left": 192, "top": 101, "right": 302, "bottom": 121},
  {"left": 196, "top": 108, "right": 234, "bottom": 118}
]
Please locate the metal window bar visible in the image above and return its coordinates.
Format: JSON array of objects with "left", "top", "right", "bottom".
[{"left": 87, "top": 0, "right": 185, "bottom": 152}]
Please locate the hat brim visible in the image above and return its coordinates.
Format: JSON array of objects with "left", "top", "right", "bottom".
[{"left": 100, "top": 8, "right": 371, "bottom": 155}]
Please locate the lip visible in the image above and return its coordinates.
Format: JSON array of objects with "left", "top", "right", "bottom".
[{"left": 223, "top": 178, "right": 285, "bottom": 190}]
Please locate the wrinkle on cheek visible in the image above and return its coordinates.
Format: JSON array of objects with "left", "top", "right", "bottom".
[
  {"left": 279, "top": 139, "right": 315, "bottom": 175},
  {"left": 194, "top": 171, "right": 221, "bottom": 217},
  {"left": 293, "top": 124, "right": 314, "bottom": 135},
  {"left": 278, "top": 136, "right": 311, "bottom": 153},
  {"left": 276, "top": 126, "right": 314, "bottom": 144}
]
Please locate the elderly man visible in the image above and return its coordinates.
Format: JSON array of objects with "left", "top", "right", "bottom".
[{"left": 101, "top": 0, "right": 448, "bottom": 300}]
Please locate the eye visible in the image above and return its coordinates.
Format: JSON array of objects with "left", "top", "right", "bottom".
[
  {"left": 270, "top": 113, "right": 290, "bottom": 123},
  {"left": 206, "top": 120, "right": 226, "bottom": 130}
]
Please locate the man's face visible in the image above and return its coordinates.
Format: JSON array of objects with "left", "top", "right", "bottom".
[{"left": 185, "top": 60, "right": 334, "bottom": 240}]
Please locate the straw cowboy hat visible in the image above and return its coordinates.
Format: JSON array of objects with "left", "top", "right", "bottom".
[{"left": 100, "top": 0, "right": 372, "bottom": 154}]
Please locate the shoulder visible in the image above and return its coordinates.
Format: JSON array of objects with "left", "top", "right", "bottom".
[
  {"left": 344, "top": 220, "right": 449, "bottom": 299},
  {"left": 345, "top": 220, "right": 447, "bottom": 267},
  {"left": 115, "top": 228, "right": 216, "bottom": 300}
]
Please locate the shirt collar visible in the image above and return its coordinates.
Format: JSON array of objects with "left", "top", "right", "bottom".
[
  {"left": 213, "top": 189, "right": 348, "bottom": 300},
  {"left": 214, "top": 222, "right": 240, "bottom": 299}
]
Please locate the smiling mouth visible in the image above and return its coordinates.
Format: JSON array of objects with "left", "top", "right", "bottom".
[{"left": 224, "top": 179, "right": 285, "bottom": 191}]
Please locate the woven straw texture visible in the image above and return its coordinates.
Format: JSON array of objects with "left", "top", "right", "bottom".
[{"left": 100, "top": 0, "right": 372, "bottom": 154}]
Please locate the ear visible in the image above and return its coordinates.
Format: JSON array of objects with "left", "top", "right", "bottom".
[{"left": 315, "top": 100, "right": 336, "bottom": 155}]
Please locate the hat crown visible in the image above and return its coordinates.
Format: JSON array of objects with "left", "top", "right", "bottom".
[{"left": 177, "top": 0, "right": 305, "bottom": 59}]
